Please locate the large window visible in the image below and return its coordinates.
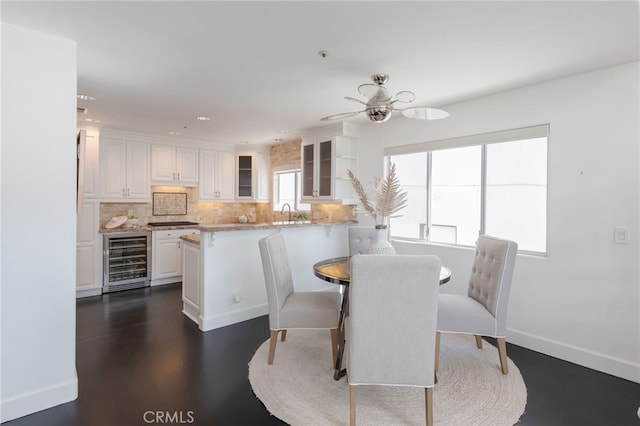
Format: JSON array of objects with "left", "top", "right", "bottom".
[
  {"left": 273, "top": 170, "right": 310, "bottom": 212},
  {"left": 387, "top": 126, "right": 548, "bottom": 254}
]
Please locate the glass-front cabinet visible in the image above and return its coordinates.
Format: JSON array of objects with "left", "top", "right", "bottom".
[
  {"left": 301, "top": 135, "right": 357, "bottom": 203},
  {"left": 237, "top": 155, "right": 253, "bottom": 198},
  {"left": 235, "top": 152, "right": 270, "bottom": 202}
]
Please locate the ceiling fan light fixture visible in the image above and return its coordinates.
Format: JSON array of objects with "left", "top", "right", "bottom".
[
  {"left": 366, "top": 106, "right": 393, "bottom": 123},
  {"left": 402, "top": 107, "right": 450, "bottom": 120},
  {"left": 321, "top": 74, "right": 451, "bottom": 123}
]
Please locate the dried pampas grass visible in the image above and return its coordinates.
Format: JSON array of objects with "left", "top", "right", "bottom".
[{"left": 348, "top": 163, "right": 408, "bottom": 226}]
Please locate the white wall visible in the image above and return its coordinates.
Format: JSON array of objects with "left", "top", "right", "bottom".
[
  {"left": 1, "top": 24, "right": 78, "bottom": 421},
  {"left": 357, "top": 62, "right": 640, "bottom": 382}
]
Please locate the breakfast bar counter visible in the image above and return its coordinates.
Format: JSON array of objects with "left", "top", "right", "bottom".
[{"left": 180, "top": 221, "right": 352, "bottom": 332}]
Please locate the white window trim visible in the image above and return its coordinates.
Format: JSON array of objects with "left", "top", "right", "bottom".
[
  {"left": 384, "top": 124, "right": 549, "bottom": 156},
  {"left": 272, "top": 165, "right": 310, "bottom": 212},
  {"left": 386, "top": 124, "right": 549, "bottom": 256}
]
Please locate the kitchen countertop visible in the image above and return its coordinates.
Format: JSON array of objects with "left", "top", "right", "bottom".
[
  {"left": 180, "top": 234, "right": 201, "bottom": 244},
  {"left": 100, "top": 220, "right": 357, "bottom": 234}
]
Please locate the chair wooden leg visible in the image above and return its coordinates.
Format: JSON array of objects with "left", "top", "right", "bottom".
[
  {"left": 425, "top": 387, "right": 433, "bottom": 426},
  {"left": 475, "top": 335, "right": 483, "bottom": 349},
  {"left": 267, "top": 330, "right": 279, "bottom": 365},
  {"left": 497, "top": 337, "right": 509, "bottom": 374},
  {"left": 330, "top": 328, "right": 339, "bottom": 366},
  {"left": 434, "top": 332, "right": 441, "bottom": 372},
  {"left": 280, "top": 330, "right": 287, "bottom": 341},
  {"left": 350, "top": 385, "right": 356, "bottom": 426}
]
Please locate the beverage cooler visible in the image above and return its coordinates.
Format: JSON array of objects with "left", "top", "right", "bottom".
[{"left": 103, "top": 232, "right": 151, "bottom": 293}]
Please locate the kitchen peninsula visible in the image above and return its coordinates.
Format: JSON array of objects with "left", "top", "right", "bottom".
[{"left": 181, "top": 221, "right": 352, "bottom": 331}]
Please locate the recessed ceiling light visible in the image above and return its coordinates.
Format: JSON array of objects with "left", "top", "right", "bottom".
[
  {"left": 84, "top": 118, "right": 100, "bottom": 123},
  {"left": 77, "top": 94, "right": 96, "bottom": 101},
  {"left": 196, "top": 116, "right": 211, "bottom": 121},
  {"left": 168, "top": 131, "right": 181, "bottom": 135}
]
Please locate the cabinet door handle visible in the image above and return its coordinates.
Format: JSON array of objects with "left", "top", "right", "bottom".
[
  {"left": 173, "top": 172, "right": 176, "bottom": 180},
  {"left": 177, "top": 173, "right": 181, "bottom": 180},
  {"left": 127, "top": 188, "right": 130, "bottom": 196}
]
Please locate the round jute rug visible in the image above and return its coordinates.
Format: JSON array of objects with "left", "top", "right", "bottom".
[{"left": 249, "top": 330, "right": 526, "bottom": 425}]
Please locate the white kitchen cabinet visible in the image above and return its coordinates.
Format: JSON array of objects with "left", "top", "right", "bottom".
[
  {"left": 151, "top": 229, "right": 199, "bottom": 286},
  {"left": 76, "top": 199, "right": 102, "bottom": 297},
  {"left": 77, "top": 128, "right": 102, "bottom": 298},
  {"left": 301, "top": 135, "right": 357, "bottom": 204},
  {"left": 150, "top": 145, "right": 198, "bottom": 185},
  {"left": 99, "top": 137, "right": 150, "bottom": 201},
  {"left": 255, "top": 152, "right": 270, "bottom": 202},
  {"left": 199, "top": 149, "right": 235, "bottom": 201},
  {"left": 78, "top": 128, "right": 100, "bottom": 199},
  {"left": 181, "top": 239, "right": 201, "bottom": 323},
  {"left": 236, "top": 153, "right": 270, "bottom": 202}
]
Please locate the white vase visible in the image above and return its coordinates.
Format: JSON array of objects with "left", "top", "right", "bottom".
[{"left": 367, "top": 226, "right": 396, "bottom": 255}]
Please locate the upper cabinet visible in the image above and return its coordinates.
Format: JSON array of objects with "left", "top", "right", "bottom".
[
  {"left": 301, "top": 134, "right": 357, "bottom": 204},
  {"left": 199, "top": 149, "right": 235, "bottom": 201},
  {"left": 236, "top": 152, "right": 270, "bottom": 202},
  {"left": 151, "top": 145, "right": 198, "bottom": 186},
  {"left": 100, "top": 137, "right": 151, "bottom": 202},
  {"left": 78, "top": 128, "right": 100, "bottom": 199}
]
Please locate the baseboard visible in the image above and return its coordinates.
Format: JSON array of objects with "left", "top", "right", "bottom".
[
  {"left": 1, "top": 372, "right": 78, "bottom": 422},
  {"left": 151, "top": 277, "right": 182, "bottom": 287},
  {"left": 508, "top": 327, "right": 640, "bottom": 383},
  {"left": 200, "top": 304, "right": 268, "bottom": 332},
  {"left": 182, "top": 305, "right": 200, "bottom": 325},
  {"left": 76, "top": 287, "right": 102, "bottom": 298}
]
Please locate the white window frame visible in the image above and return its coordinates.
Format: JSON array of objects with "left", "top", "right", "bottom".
[
  {"left": 272, "top": 166, "right": 310, "bottom": 212},
  {"left": 385, "top": 125, "right": 549, "bottom": 256}
]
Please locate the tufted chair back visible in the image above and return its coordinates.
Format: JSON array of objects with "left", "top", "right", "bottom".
[
  {"left": 258, "top": 233, "right": 294, "bottom": 329},
  {"left": 467, "top": 235, "right": 518, "bottom": 337},
  {"left": 348, "top": 226, "right": 378, "bottom": 256}
]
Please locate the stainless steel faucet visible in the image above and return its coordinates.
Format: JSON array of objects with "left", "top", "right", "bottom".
[{"left": 280, "top": 203, "right": 292, "bottom": 222}]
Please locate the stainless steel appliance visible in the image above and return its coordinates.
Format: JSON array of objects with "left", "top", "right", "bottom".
[{"left": 103, "top": 232, "right": 151, "bottom": 293}]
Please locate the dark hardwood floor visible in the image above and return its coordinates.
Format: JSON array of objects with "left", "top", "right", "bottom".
[{"left": 5, "top": 283, "right": 639, "bottom": 425}]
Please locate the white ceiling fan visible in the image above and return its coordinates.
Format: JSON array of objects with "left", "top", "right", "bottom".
[{"left": 320, "top": 73, "right": 450, "bottom": 123}]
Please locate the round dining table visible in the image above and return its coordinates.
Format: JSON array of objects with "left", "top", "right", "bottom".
[{"left": 313, "top": 256, "right": 452, "bottom": 380}]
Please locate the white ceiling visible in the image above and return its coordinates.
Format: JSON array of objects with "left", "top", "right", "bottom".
[{"left": 2, "top": 1, "right": 638, "bottom": 145}]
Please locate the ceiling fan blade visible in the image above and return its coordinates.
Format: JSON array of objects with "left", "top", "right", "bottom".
[
  {"left": 357, "top": 83, "right": 391, "bottom": 101},
  {"left": 320, "top": 111, "right": 363, "bottom": 121},
  {"left": 395, "top": 90, "right": 416, "bottom": 103},
  {"left": 358, "top": 83, "right": 377, "bottom": 98},
  {"left": 401, "top": 107, "right": 450, "bottom": 120},
  {"left": 344, "top": 96, "right": 367, "bottom": 105}
]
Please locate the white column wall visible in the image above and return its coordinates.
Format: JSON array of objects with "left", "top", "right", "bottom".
[
  {"left": 1, "top": 24, "right": 78, "bottom": 421},
  {"left": 356, "top": 62, "right": 639, "bottom": 382}
]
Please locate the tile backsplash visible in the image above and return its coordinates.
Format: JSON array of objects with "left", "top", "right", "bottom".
[{"left": 100, "top": 186, "right": 355, "bottom": 226}]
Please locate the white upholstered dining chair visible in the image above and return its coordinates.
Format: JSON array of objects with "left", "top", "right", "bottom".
[
  {"left": 348, "top": 226, "right": 378, "bottom": 256},
  {"left": 346, "top": 254, "right": 442, "bottom": 426},
  {"left": 258, "top": 232, "right": 340, "bottom": 366},
  {"left": 436, "top": 235, "right": 518, "bottom": 374}
]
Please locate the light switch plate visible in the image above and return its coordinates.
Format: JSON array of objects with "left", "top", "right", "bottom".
[{"left": 614, "top": 226, "right": 630, "bottom": 244}]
